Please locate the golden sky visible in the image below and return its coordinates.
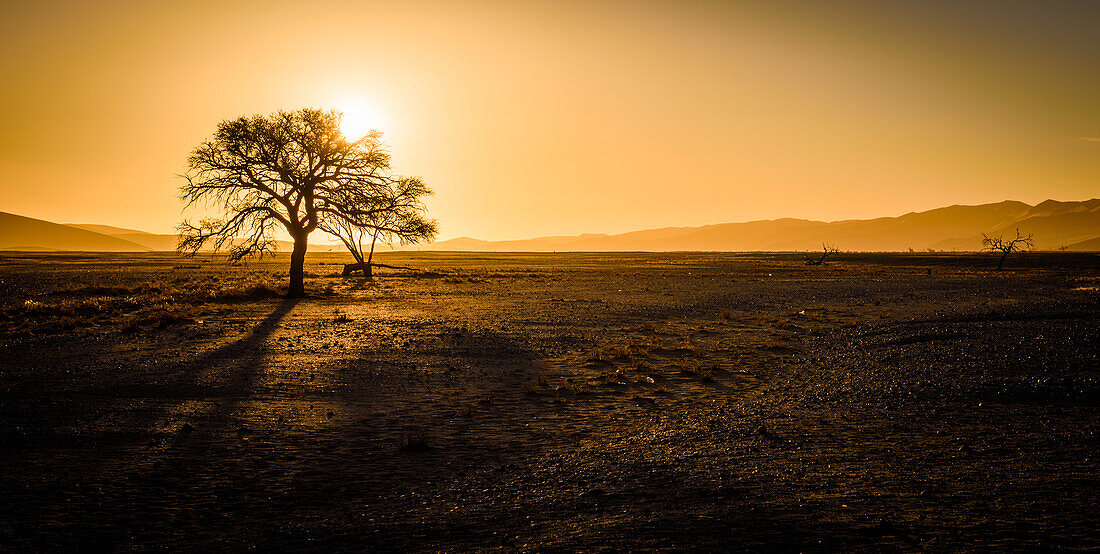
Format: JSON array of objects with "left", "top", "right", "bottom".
[{"left": 1, "top": 0, "right": 1098, "bottom": 240}]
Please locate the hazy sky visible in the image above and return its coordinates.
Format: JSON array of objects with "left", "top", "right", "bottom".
[{"left": 1, "top": 0, "right": 1098, "bottom": 240}]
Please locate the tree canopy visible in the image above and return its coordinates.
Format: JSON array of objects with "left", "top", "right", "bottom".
[
  {"left": 178, "top": 108, "right": 436, "bottom": 296},
  {"left": 321, "top": 175, "right": 437, "bottom": 278},
  {"left": 981, "top": 228, "right": 1033, "bottom": 270}
]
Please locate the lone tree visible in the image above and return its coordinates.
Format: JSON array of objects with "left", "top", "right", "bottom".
[
  {"left": 321, "top": 175, "right": 437, "bottom": 278},
  {"left": 805, "top": 243, "right": 840, "bottom": 265},
  {"left": 982, "top": 228, "right": 1034, "bottom": 270},
  {"left": 178, "top": 109, "right": 433, "bottom": 296}
]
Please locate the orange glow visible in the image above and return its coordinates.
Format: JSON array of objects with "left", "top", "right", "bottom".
[{"left": 0, "top": 1, "right": 1098, "bottom": 240}]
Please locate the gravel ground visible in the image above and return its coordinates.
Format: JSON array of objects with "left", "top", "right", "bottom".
[{"left": 1, "top": 251, "right": 1097, "bottom": 550}]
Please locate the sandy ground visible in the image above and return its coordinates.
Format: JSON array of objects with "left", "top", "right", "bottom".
[{"left": 0, "top": 251, "right": 1097, "bottom": 550}]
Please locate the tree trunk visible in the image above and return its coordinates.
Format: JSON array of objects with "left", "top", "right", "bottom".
[
  {"left": 367, "top": 231, "right": 379, "bottom": 266},
  {"left": 287, "top": 235, "right": 308, "bottom": 297},
  {"left": 997, "top": 251, "right": 1008, "bottom": 270}
]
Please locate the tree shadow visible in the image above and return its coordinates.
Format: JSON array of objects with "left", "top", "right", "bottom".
[
  {"left": 138, "top": 297, "right": 302, "bottom": 434},
  {"left": 0, "top": 297, "right": 303, "bottom": 550},
  {"left": 0, "top": 298, "right": 301, "bottom": 451}
]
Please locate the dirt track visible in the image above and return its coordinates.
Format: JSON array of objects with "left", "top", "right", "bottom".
[{"left": 1, "top": 252, "right": 1097, "bottom": 550}]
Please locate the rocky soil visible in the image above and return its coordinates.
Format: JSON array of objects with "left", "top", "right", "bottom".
[{"left": 1, "top": 251, "right": 1097, "bottom": 550}]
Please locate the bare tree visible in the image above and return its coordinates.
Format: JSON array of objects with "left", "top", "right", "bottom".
[
  {"left": 179, "top": 109, "right": 423, "bottom": 297},
  {"left": 982, "top": 228, "right": 1034, "bottom": 270},
  {"left": 321, "top": 176, "right": 437, "bottom": 278},
  {"left": 805, "top": 243, "right": 840, "bottom": 265}
]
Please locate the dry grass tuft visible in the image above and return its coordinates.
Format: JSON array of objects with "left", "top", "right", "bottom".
[
  {"left": 208, "top": 282, "right": 281, "bottom": 302},
  {"left": 585, "top": 348, "right": 610, "bottom": 363},
  {"left": 1, "top": 274, "right": 291, "bottom": 339},
  {"left": 332, "top": 309, "right": 351, "bottom": 324},
  {"left": 599, "top": 367, "right": 629, "bottom": 385},
  {"left": 677, "top": 359, "right": 714, "bottom": 381}
]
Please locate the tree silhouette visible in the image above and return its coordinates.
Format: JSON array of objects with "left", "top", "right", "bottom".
[
  {"left": 321, "top": 176, "right": 436, "bottom": 278},
  {"left": 178, "top": 108, "right": 432, "bottom": 296},
  {"left": 981, "top": 228, "right": 1034, "bottom": 270},
  {"left": 805, "top": 243, "right": 840, "bottom": 265}
]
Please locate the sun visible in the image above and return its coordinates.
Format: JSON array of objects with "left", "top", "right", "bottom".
[{"left": 335, "top": 97, "right": 388, "bottom": 139}]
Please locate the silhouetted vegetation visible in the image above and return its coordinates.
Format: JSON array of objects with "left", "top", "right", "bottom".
[
  {"left": 805, "top": 243, "right": 840, "bottom": 265},
  {"left": 178, "top": 108, "right": 434, "bottom": 296},
  {"left": 321, "top": 176, "right": 436, "bottom": 278},
  {"left": 982, "top": 228, "right": 1034, "bottom": 270}
]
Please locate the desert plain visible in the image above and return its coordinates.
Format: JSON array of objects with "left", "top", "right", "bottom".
[{"left": 0, "top": 251, "right": 1097, "bottom": 550}]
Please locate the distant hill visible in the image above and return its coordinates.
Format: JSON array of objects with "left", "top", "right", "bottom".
[
  {"left": 1, "top": 212, "right": 149, "bottom": 252},
  {"left": 2, "top": 213, "right": 343, "bottom": 253},
  {"left": 423, "top": 198, "right": 1100, "bottom": 252},
  {"left": 1066, "top": 236, "right": 1100, "bottom": 251},
  {"left": 67, "top": 221, "right": 341, "bottom": 253},
  {"left": 67, "top": 223, "right": 154, "bottom": 236},
  {"left": 5, "top": 198, "right": 1098, "bottom": 253}
]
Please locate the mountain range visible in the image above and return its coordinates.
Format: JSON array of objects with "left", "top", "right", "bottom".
[
  {"left": 0, "top": 213, "right": 341, "bottom": 253},
  {"left": 2, "top": 199, "right": 1098, "bottom": 253},
  {"left": 427, "top": 199, "right": 1100, "bottom": 252}
]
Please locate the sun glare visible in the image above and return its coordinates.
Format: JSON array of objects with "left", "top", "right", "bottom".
[{"left": 336, "top": 98, "right": 388, "bottom": 139}]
